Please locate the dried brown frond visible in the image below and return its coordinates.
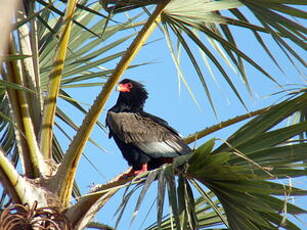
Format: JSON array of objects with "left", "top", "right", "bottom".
[{"left": 0, "top": 201, "right": 71, "bottom": 230}]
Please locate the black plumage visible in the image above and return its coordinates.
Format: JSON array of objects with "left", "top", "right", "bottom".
[{"left": 106, "top": 79, "right": 191, "bottom": 175}]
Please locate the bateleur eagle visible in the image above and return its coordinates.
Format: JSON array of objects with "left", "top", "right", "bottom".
[{"left": 106, "top": 79, "right": 191, "bottom": 176}]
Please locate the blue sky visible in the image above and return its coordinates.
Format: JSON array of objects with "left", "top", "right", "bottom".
[{"left": 56, "top": 3, "right": 306, "bottom": 229}]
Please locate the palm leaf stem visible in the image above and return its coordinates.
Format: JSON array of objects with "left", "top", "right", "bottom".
[
  {"left": 86, "top": 222, "right": 115, "bottom": 230},
  {"left": 5, "top": 42, "right": 43, "bottom": 178},
  {"left": 28, "top": 2, "right": 44, "bottom": 115},
  {"left": 0, "top": 149, "right": 24, "bottom": 203},
  {"left": 184, "top": 106, "right": 272, "bottom": 144},
  {"left": 2, "top": 66, "right": 32, "bottom": 177},
  {"left": 40, "top": 0, "right": 78, "bottom": 160},
  {"left": 17, "top": 4, "right": 42, "bottom": 134}
]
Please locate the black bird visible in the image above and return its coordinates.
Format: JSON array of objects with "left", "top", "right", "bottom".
[{"left": 106, "top": 79, "right": 191, "bottom": 177}]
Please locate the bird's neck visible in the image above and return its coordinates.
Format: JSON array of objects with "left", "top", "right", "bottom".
[
  {"left": 111, "top": 93, "right": 146, "bottom": 113},
  {"left": 111, "top": 101, "right": 144, "bottom": 113}
]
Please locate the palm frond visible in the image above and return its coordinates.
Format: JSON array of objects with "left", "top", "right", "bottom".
[
  {"left": 161, "top": 0, "right": 305, "bottom": 109},
  {"left": 146, "top": 92, "right": 307, "bottom": 230}
]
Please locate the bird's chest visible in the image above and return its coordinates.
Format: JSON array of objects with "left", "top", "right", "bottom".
[
  {"left": 106, "top": 111, "right": 122, "bottom": 132},
  {"left": 107, "top": 111, "right": 143, "bottom": 136}
]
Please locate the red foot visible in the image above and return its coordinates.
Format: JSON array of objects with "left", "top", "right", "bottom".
[
  {"left": 132, "top": 163, "right": 148, "bottom": 175},
  {"left": 120, "top": 163, "right": 148, "bottom": 179}
]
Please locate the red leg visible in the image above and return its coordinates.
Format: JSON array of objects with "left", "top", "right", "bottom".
[
  {"left": 133, "top": 163, "right": 148, "bottom": 175},
  {"left": 120, "top": 163, "right": 148, "bottom": 179}
]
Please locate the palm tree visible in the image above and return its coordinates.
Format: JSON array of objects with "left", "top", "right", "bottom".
[{"left": 0, "top": 0, "right": 306, "bottom": 229}]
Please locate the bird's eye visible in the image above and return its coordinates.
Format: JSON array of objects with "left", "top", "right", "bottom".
[{"left": 127, "top": 83, "right": 133, "bottom": 88}]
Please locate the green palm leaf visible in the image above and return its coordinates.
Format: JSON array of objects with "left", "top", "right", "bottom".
[
  {"left": 160, "top": 0, "right": 305, "bottom": 108},
  {"left": 147, "top": 92, "right": 307, "bottom": 230}
]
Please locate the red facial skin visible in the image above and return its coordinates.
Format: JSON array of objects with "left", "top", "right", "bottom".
[{"left": 117, "top": 82, "right": 133, "bottom": 92}]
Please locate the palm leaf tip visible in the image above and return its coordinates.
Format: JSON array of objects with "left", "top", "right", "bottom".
[{"left": 164, "top": 0, "right": 244, "bottom": 25}]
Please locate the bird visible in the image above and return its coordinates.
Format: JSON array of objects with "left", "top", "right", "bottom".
[{"left": 106, "top": 79, "right": 191, "bottom": 177}]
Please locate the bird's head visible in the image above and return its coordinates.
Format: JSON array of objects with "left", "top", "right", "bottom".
[{"left": 116, "top": 79, "right": 148, "bottom": 111}]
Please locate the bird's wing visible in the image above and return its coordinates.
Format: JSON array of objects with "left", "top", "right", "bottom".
[
  {"left": 106, "top": 111, "right": 170, "bottom": 143},
  {"left": 106, "top": 111, "right": 191, "bottom": 158},
  {"left": 140, "top": 111, "right": 180, "bottom": 136}
]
